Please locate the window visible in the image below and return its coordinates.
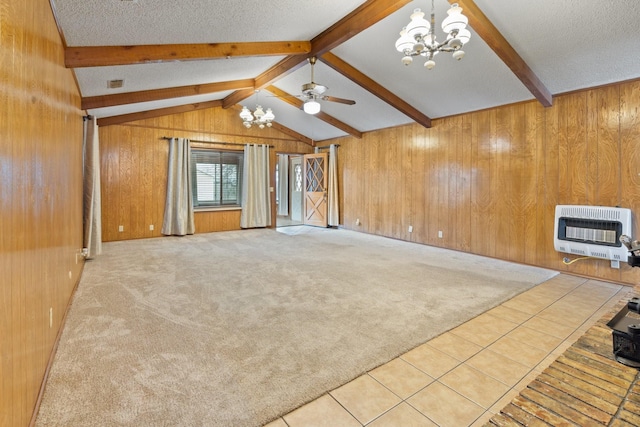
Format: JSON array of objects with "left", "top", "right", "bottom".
[{"left": 191, "top": 149, "right": 243, "bottom": 208}]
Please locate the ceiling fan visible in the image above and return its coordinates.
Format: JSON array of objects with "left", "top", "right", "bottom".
[{"left": 297, "top": 57, "right": 356, "bottom": 114}]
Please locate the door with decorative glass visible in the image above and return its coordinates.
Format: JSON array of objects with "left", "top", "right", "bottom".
[{"left": 303, "top": 153, "right": 328, "bottom": 227}]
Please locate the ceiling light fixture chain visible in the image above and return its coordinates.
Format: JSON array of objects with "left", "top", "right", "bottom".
[
  {"left": 239, "top": 90, "right": 275, "bottom": 129},
  {"left": 395, "top": 0, "right": 471, "bottom": 70}
]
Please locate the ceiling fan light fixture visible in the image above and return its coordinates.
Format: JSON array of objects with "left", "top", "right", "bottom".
[{"left": 303, "top": 99, "right": 321, "bottom": 115}]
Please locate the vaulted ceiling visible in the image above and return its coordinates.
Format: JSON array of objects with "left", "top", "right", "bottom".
[{"left": 52, "top": 0, "right": 640, "bottom": 144}]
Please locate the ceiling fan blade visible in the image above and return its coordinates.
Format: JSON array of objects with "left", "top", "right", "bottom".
[
  {"left": 321, "top": 95, "right": 356, "bottom": 105},
  {"left": 267, "top": 94, "right": 301, "bottom": 99}
]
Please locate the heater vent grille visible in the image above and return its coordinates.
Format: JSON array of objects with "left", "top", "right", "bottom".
[{"left": 554, "top": 205, "right": 633, "bottom": 265}]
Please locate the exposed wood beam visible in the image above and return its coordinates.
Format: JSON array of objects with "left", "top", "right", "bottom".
[
  {"left": 82, "top": 79, "right": 254, "bottom": 110},
  {"left": 310, "top": 0, "right": 412, "bottom": 57},
  {"left": 223, "top": 87, "right": 263, "bottom": 110},
  {"left": 266, "top": 85, "right": 363, "bottom": 139},
  {"left": 65, "top": 41, "right": 311, "bottom": 68},
  {"left": 96, "top": 100, "right": 223, "bottom": 127},
  {"left": 229, "top": 105, "right": 314, "bottom": 146},
  {"left": 450, "top": 0, "right": 552, "bottom": 107},
  {"left": 320, "top": 52, "right": 432, "bottom": 129},
  {"left": 224, "top": 0, "right": 412, "bottom": 108}
]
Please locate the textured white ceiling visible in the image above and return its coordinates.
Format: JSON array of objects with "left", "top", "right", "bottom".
[
  {"left": 53, "top": 0, "right": 367, "bottom": 45},
  {"left": 53, "top": 0, "right": 640, "bottom": 142},
  {"left": 473, "top": 0, "right": 640, "bottom": 93}
]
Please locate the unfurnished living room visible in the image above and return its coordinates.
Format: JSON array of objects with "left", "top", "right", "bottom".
[{"left": 3, "top": 1, "right": 640, "bottom": 426}]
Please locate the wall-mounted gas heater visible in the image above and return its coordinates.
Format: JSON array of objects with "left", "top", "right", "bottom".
[{"left": 554, "top": 205, "right": 633, "bottom": 268}]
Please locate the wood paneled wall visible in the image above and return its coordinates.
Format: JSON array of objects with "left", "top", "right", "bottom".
[
  {"left": 98, "top": 108, "right": 313, "bottom": 241},
  {"left": 326, "top": 81, "right": 640, "bottom": 285},
  {"left": 0, "top": 0, "right": 84, "bottom": 425}
]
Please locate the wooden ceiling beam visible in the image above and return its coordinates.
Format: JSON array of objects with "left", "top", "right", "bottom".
[
  {"left": 82, "top": 79, "right": 254, "bottom": 110},
  {"left": 310, "top": 0, "right": 412, "bottom": 57},
  {"left": 96, "top": 100, "right": 223, "bottom": 127},
  {"left": 320, "top": 52, "right": 432, "bottom": 129},
  {"left": 450, "top": 0, "right": 552, "bottom": 107},
  {"left": 266, "top": 85, "right": 363, "bottom": 139},
  {"left": 65, "top": 41, "right": 311, "bottom": 68},
  {"left": 224, "top": 0, "right": 412, "bottom": 108}
]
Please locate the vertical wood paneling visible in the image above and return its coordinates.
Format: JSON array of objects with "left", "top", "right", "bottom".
[
  {"left": 494, "top": 106, "right": 511, "bottom": 260},
  {"left": 530, "top": 102, "right": 546, "bottom": 266},
  {"left": 594, "top": 86, "right": 623, "bottom": 281},
  {"left": 337, "top": 82, "right": 640, "bottom": 285},
  {"left": 1, "top": 0, "right": 84, "bottom": 425},
  {"left": 542, "top": 99, "right": 560, "bottom": 270},
  {"left": 620, "top": 81, "right": 640, "bottom": 285},
  {"left": 509, "top": 103, "right": 526, "bottom": 262}
]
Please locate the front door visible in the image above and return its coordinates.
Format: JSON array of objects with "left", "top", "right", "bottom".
[{"left": 303, "top": 153, "right": 328, "bottom": 227}]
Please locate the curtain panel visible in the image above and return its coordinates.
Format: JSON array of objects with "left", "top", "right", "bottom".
[
  {"left": 327, "top": 144, "right": 340, "bottom": 226},
  {"left": 240, "top": 144, "right": 271, "bottom": 228},
  {"left": 82, "top": 116, "right": 102, "bottom": 258},
  {"left": 162, "top": 138, "right": 195, "bottom": 236}
]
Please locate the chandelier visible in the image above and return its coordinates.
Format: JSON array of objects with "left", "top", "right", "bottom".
[
  {"left": 239, "top": 105, "right": 275, "bottom": 129},
  {"left": 395, "top": 1, "right": 470, "bottom": 70}
]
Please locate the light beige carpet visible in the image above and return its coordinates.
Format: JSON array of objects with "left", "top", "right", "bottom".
[{"left": 36, "top": 228, "right": 557, "bottom": 427}]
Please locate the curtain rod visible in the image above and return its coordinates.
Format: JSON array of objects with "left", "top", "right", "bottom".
[
  {"left": 83, "top": 115, "right": 94, "bottom": 121},
  {"left": 161, "top": 137, "right": 273, "bottom": 148},
  {"left": 315, "top": 144, "right": 340, "bottom": 150}
]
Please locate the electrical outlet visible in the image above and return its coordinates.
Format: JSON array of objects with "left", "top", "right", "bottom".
[
  {"left": 438, "top": 230, "right": 443, "bottom": 238},
  {"left": 49, "top": 308, "right": 53, "bottom": 328},
  {"left": 118, "top": 225, "right": 124, "bottom": 232},
  {"left": 356, "top": 218, "right": 361, "bottom": 226},
  {"left": 149, "top": 224, "right": 154, "bottom": 231},
  {"left": 68, "top": 271, "right": 72, "bottom": 279},
  {"left": 408, "top": 225, "right": 413, "bottom": 233}
]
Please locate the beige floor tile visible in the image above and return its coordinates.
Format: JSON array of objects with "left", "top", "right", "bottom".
[
  {"left": 439, "top": 364, "right": 510, "bottom": 409},
  {"left": 522, "top": 316, "right": 575, "bottom": 339},
  {"left": 449, "top": 322, "right": 504, "bottom": 347},
  {"left": 400, "top": 343, "right": 460, "bottom": 378},
  {"left": 330, "top": 375, "right": 401, "bottom": 425},
  {"left": 471, "top": 312, "right": 520, "bottom": 335},
  {"left": 283, "top": 394, "right": 361, "bottom": 427},
  {"left": 263, "top": 418, "right": 288, "bottom": 427},
  {"left": 368, "top": 358, "right": 434, "bottom": 399},
  {"left": 485, "top": 305, "right": 532, "bottom": 324},
  {"left": 465, "top": 348, "right": 531, "bottom": 386},
  {"left": 426, "top": 332, "right": 483, "bottom": 361},
  {"left": 506, "top": 326, "right": 563, "bottom": 352},
  {"left": 408, "top": 382, "right": 485, "bottom": 427},
  {"left": 367, "top": 402, "right": 438, "bottom": 427},
  {"left": 486, "top": 336, "right": 549, "bottom": 368},
  {"left": 535, "top": 307, "right": 588, "bottom": 327},
  {"left": 501, "top": 294, "right": 556, "bottom": 315}
]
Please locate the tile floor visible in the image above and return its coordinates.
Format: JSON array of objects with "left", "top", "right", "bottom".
[{"left": 264, "top": 273, "right": 633, "bottom": 427}]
